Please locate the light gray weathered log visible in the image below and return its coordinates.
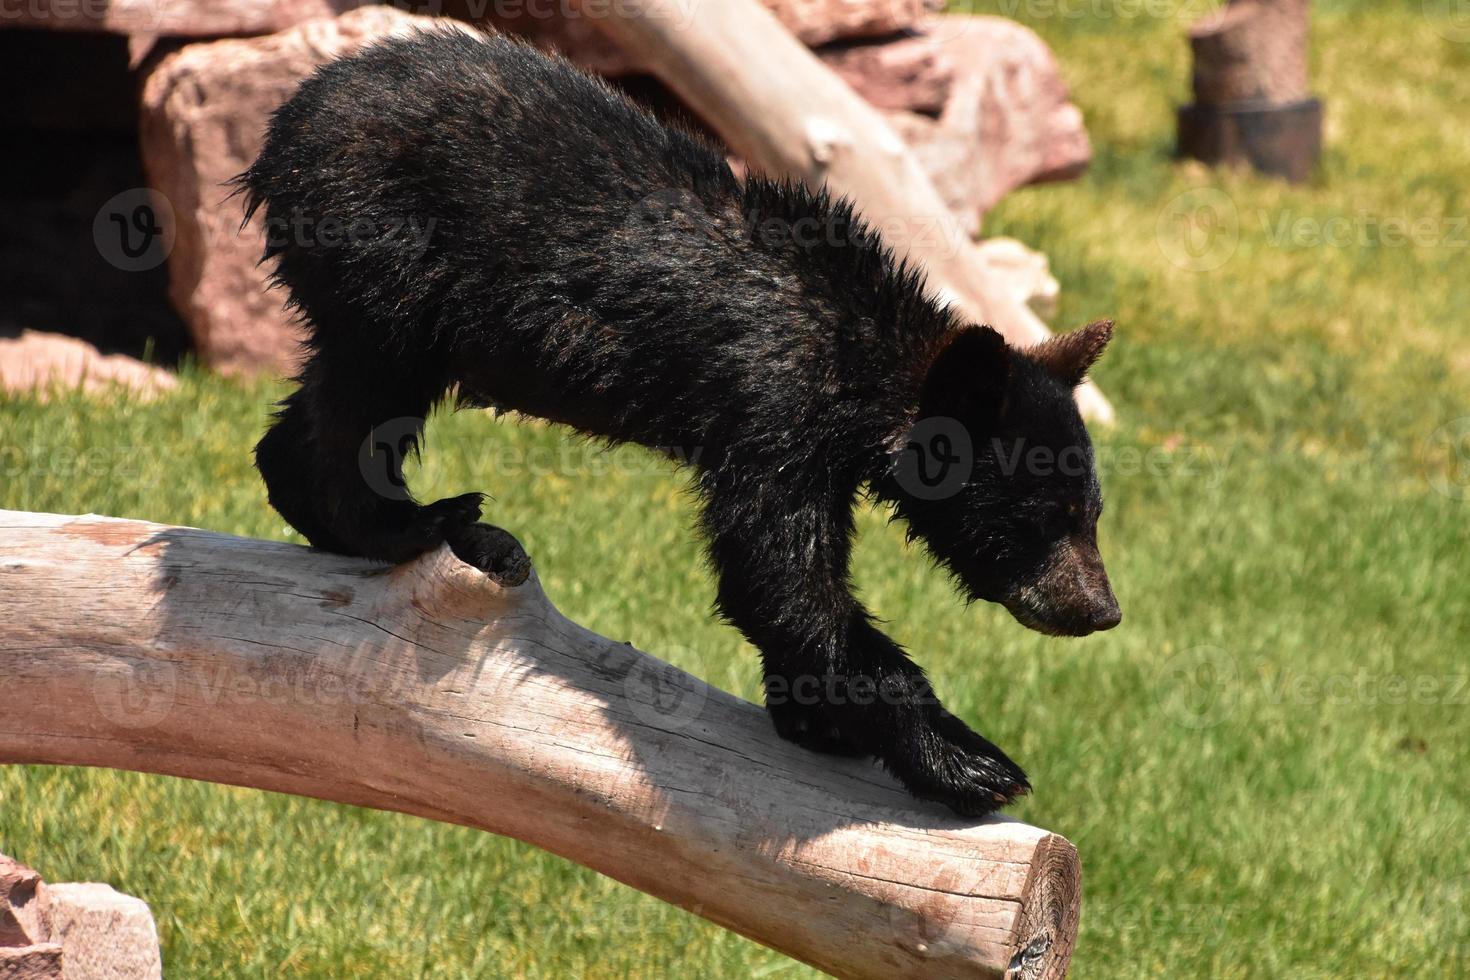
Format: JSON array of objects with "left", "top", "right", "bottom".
[{"left": 0, "top": 511, "right": 1080, "bottom": 980}]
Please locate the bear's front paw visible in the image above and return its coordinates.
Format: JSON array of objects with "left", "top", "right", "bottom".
[
  {"left": 446, "top": 522, "right": 532, "bottom": 587},
  {"left": 878, "top": 709, "right": 1030, "bottom": 819},
  {"left": 766, "top": 696, "right": 868, "bottom": 758}
]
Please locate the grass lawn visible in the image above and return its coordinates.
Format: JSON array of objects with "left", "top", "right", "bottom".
[{"left": 3, "top": 1, "right": 1469, "bottom": 975}]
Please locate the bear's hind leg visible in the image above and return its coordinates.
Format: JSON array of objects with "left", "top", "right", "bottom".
[{"left": 256, "top": 344, "right": 528, "bottom": 584}]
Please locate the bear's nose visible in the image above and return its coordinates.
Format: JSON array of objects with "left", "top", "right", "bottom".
[{"left": 1089, "top": 597, "right": 1122, "bottom": 632}]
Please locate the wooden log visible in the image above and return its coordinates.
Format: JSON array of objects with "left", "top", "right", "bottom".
[
  {"left": 0, "top": 510, "right": 1081, "bottom": 980},
  {"left": 573, "top": 0, "right": 1114, "bottom": 425}
]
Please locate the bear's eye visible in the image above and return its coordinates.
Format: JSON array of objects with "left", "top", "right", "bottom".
[{"left": 1030, "top": 503, "right": 1069, "bottom": 536}]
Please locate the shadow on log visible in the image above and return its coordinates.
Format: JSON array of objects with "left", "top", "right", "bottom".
[{"left": 0, "top": 510, "right": 1080, "bottom": 979}]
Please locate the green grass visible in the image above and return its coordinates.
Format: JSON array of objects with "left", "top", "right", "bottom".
[{"left": 4, "top": 2, "right": 1470, "bottom": 975}]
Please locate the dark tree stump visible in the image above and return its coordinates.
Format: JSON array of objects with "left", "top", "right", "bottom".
[{"left": 1179, "top": 0, "right": 1322, "bottom": 183}]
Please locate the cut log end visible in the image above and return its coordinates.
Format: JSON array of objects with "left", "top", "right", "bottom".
[{"left": 1011, "top": 833, "right": 1082, "bottom": 980}]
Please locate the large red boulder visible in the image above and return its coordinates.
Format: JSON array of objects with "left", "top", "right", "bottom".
[
  {"left": 138, "top": 6, "right": 452, "bottom": 376},
  {"left": 0, "top": 0, "right": 370, "bottom": 37},
  {"left": 1, "top": 853, "right": 161, "bottom": 980},
  {"left": 138, "top": 6, "right": 1087, "bottom": 374},
  {"left": 489, "top": 9, "right": 1091, "bottom": 235}
]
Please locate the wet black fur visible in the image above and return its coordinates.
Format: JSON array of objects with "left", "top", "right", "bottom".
[{"left": 239, "top": 28, "right": 1119, "bottom": 817}]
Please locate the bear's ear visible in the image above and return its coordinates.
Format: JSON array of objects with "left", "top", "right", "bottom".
[
  {"left": 920, "top": 326, "right": 1011, "bottom": 423},
  {"left": 1029, "top": 318, "right": 1114, "bottom": 387}
]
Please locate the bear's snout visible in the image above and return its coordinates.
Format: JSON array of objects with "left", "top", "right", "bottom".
[{"left": 1005, "top": 536, "right": 1121, "bottom": 637}]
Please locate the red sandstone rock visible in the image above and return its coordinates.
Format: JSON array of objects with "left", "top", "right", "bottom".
[
  {"left": 136, "top": 5, "right": 1085, "bottom": 372},
  {"left": 0, "top": 856, "right": 49, "bottom": 950},
  {"left": 138, "top": 6, "right": 454, "bottom": 375},
  {"left": 0, "top": 331, "right": 177, "bottom": 401},
  {"left": 0, "top": 854, "right": 161, "bottom": 980},
  {"left": 489, "top": 9, "right": 1090, "bottom": 233},
  {"left": 823, "top": 15, "right": 1091, "bottom": 231},
  {"left": 0, "top": 0, "right": 371, "bottom": 37},
  {"left": 45, "top": 885, "right": 162, "bottom": 980},
  {"left": 483, "top": 0, "right": 942, "bottom": 74},
  {"left": 0, "top": 945, "right": 64, "bottom": 979}
]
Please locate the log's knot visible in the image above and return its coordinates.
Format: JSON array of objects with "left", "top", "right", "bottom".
[{"left": 400, "top": 544, "right": 532, "bottom": 623}]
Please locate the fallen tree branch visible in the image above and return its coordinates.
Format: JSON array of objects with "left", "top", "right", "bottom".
[
  {"left": 0, "top": 510, "right": 1080, "bottom": 980},
  {"left": 575, "top": 0, "right": 1113, "bottom": 425}
]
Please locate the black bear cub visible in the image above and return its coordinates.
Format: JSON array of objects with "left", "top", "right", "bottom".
[{"left": 241, "top": 28, "right": 1121, "bottom": 817}]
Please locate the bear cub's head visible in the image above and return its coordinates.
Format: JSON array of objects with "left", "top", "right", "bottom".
[{"left": 886, "top": 319, "right": 1121, "bottom": 637}]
